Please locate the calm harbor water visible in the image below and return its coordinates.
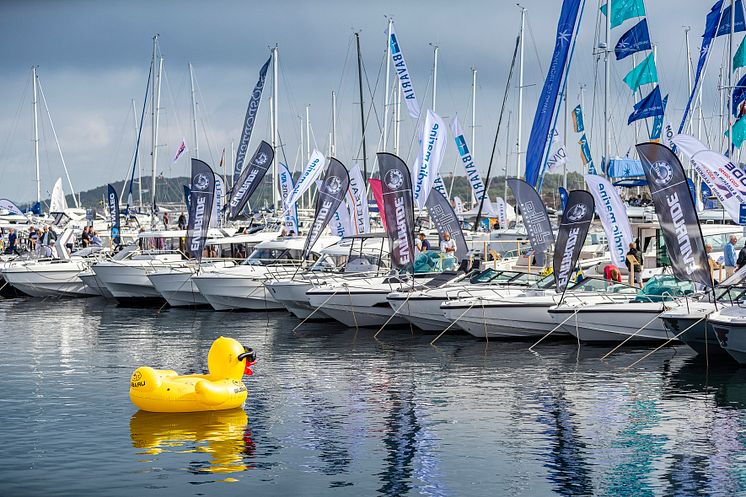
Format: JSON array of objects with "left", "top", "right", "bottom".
[{"left": 1, "top": 297, "right": 746, "bottom": 496}]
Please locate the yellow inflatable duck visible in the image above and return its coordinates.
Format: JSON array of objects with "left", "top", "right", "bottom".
[{"left": 129, "top": 336, "right": 256, "bottom": 413}]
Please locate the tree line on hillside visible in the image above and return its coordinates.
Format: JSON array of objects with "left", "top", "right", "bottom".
[{"left": 26, "top": 172, "right": 582, "bottom": 212}]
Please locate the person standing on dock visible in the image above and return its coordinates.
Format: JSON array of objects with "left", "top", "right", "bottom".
[
  {"left": 440, "top": 231, "right": 456, "bottom": 256},
  {"left": 725, "top": 235, "right": 738, "bottom": 277},
  {"left": 416, "top": 233, "right": 430, "bottom": 252},
  {"left": 625, "top": 242, "right": 643, "bottom": 288},
  {"left": 5, "top": 228, "right": 18, "bottom": 255}
]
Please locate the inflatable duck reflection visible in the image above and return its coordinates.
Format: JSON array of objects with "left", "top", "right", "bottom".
[
  {"left": 129, "top": 336, "right": 256, "bottom": 413},
  {"left": 130, "top": 408, "right": 254, "bottom": 474}
]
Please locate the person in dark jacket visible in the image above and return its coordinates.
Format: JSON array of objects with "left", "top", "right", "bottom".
[
  {"left": 6, "top": 228, "right": 18, "bottom": 255},
  {"left": 625, "top": 242, "right": 643, "bottom": 288},
  {"left": 737, "top": 241, "right": 746, "bottom": 270}
]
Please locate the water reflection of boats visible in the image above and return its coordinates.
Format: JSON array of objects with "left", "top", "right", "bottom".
[
  {"left": 667, "top": 357, "right": 746, "bottom": 409},
  {"left": 129, "top": 409, "right": 254, "bottom": 474}
]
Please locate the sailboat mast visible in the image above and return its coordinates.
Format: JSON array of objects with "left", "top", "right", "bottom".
[
  {"left": 305, "top": 104, "right": 311, "bottom": 209},
  {"left": 150, "top": 36, "right": 158, "bottom": 216},
  {"left": 471, "top": 67, "right": 477, "bottom": 205},
  {"left": 684, "top": 27, "right": 693, "bottom": 135},
  {"left": 272, "top": 45, "right": 280, "bottom": 208},
  {"left": 189, "top": 62, "right": 199, "bottom": 159},
  {"left": 132, "top": 99, "right": 143, "bottom": 207},
  {"left": 504, "top": 111, "right": 511, "bottom": 202},
  {"left": 432, "top": 44, "right": 439, "bottom": 111},
  {"left": 516, "top": 5, "right": 526, "bottom": 179},
  {"left": 32, "top": 66, "right": 41, "bottom": 204},
  {"left": 382, "top": 18, "right": 393, "bottom": 152},
  {"left": 563, "top": 81, "right": 568, "bottom": 190},
  {"left": 355, "top": 32, "right": 368, "bottom": 182},
  {"left": 152, "top": 55, "right": 163, "bottom": 217},
  {"left": 394, "top": 83, "right": 401, "bottom": 156},
  {"left": 604, "top": 0, "right": 611, "bottom": 175},
  {"left": 331, "top": 90, "right": 337, "bottom": 156}
]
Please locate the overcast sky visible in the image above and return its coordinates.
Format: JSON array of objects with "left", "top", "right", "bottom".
[{"left": 0, "top": 0, "right": 727, "bottom": 202}]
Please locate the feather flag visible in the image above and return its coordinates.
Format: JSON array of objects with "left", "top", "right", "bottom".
[
  {"left": 623, "top": 53, "right": 658, "bottom": 92},
  {"left": 600, "top": 0, "right": 646, "bottom": 29},
  {"left": 628, "top": 86, "right": 664, "bottom": 124},
  {"left": 601, "top": 0, "right": 645, "bottom": 28},
  {"left": 524, "top": 0, "right": 582, "bottom": 188},
  {"left": 614, "top": 19, "right": 652, "bottom": 60}
]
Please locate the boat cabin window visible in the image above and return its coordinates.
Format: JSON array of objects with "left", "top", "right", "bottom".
[{"left": 139, "top": 236, "right": 181, "bottom": 252}]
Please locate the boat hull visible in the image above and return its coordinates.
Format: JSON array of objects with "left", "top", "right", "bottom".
[
  {"left": 193, "top": 271, "right": 284, "bottom": 311},
  {"left": 148, "top": 269, "right": 208, "bottom": 307},
  {"left": 2, "top": 262, "right": 97, "bottom": 298},
  {"left": 550, "top": 302, "right": 675, "bottom": 343},
  {"left": 442, "top": 301, "right": 559, "bottom": 339},
  {"left": 92, "top": 262, "right": 164, "bottom": 303},
  {"left": 266, "top": 279, "right": 331, "bottom": 319},
  {"left": 660, "top": 303, "right": 728, "bottom": 356},
  {"left": 307, "top": 289, "right": 406, "bottom": 328},
  {"left": 79, "top": 270, "right": 114, "bottom": 299}
]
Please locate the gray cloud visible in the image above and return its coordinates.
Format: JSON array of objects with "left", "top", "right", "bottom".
[{"left": 0, "top": 0, "right": 724, "bottom": 201}]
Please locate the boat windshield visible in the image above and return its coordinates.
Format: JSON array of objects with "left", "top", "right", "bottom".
[
  {"left": 309, "top": 253, "right": 347, "bottom": 272},
  {"left": 411, "top": 250, "right": 457, "bottom": 274},
  {"left": 715, "top": 286, "right": 746, "bottom": 304},
  {"left": 469, "top": 269, "right": 541, "bottom": 286},
  {"left": 570, "top": 277, "right": 637, "bottom": 294},
  {"left": 633, "top": 275, "right": 695, "bottom": 302},
  {"left": 243, "top": 248, "right": 304, "bottom": 266}
]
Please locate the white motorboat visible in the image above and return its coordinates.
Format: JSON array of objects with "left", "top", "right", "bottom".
[
  {"left": 147, "top": 232, "right": 278, "bottom": 307},
  {"left": 441, "top": 277, "right": 637, "bottom": 339},
  {"left": 78, "top": 268, "right": 114, "bottom": 299},
  {"left": 91, "top": 229, "right": 234, "bottom": 304},
  {"left": 193, "top": 235, "right": 339, "bottom": 311},
  {"left": 386, "top": 269, "right": 544, "bottom": 332},
  {"left": 266, "top": 234, "right": 390, "bottom": 319},
  {"left": 306, "top": 251, "right": 457, "bottom": 328},
  {"left": 0, "top": 232, "right": 106, "bottom": 298},
  {"left": 549, "top": 275, "right": 698, "bottom": 344},
  {"left": 708, "top": 305, "right": 746, "bottom": 364}
]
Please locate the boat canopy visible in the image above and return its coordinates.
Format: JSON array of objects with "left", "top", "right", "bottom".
[{"left": 606, "top": 158, "right": 644, "bottom": 179}]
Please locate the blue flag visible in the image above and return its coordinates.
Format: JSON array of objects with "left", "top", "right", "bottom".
[
  {"left": 717, "top": 0, "right": 745, "bottom": 36},
  {"left": 628, "top": 86, "right": 664, "bottom": 124},
  {"left": 650, "top": 94, "right": 668, "bottom": 139},
  {"left": 733, "top": 73, "right": 746, "bottom": 116},
  {"left": 615, "top": 19, "right": 651, "bottom": 60},
  {"left": 572, "top": 104, "right": 585, "bottom": 132},
  {"left": 679, "top": 1, "right": 724, "bottom": 132},
  {"left": 524, "top": 0, "right": 582, "bottom": 188},
  {"left": 558, "top": 186, "right": 569, "bottom": 210}
]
